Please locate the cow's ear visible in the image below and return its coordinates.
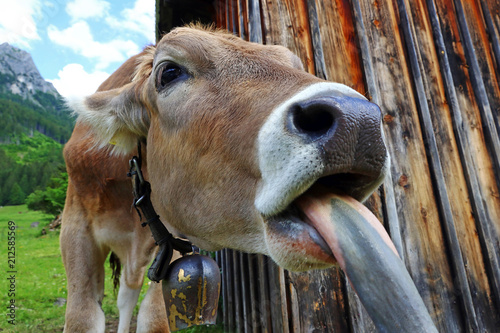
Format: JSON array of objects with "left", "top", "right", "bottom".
[{"left": 70, "top": 82, "right": 150, "bottom": 154}]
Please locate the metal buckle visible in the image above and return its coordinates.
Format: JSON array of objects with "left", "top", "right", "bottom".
[{"left": 129, "top": 157, "right": 145, "bottom": 185}]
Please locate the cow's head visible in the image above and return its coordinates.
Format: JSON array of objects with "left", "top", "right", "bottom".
[{"left": 74, "top": 26, "right": 436, "bottom": 332}]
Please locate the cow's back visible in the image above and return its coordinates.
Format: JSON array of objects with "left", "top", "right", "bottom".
[{"left": 63, "top": 52, "right": 147, "bottom": 214}]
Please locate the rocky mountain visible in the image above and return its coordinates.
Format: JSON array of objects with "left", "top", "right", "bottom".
[
  {"left": 0, "top": 43, "right": 59, "bottom": 104},
  {"left": 0, "top": 43, "right": 74, "bottom": 143}
]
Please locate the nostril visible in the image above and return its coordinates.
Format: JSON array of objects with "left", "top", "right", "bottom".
[{"left": 289, "top": 104, "right": 336, "bottom": 141}]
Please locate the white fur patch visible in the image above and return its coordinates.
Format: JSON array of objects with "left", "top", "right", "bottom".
[
  {"left": 255, "top": 82, "right": 366, "bottom": 216},
  {"left": 117, "top": 274, "right": 142, "bottom": 333}
]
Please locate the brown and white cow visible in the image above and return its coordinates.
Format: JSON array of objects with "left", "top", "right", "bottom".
[{"left": 62, "top": 26, "right": 437, "bottom": 332}]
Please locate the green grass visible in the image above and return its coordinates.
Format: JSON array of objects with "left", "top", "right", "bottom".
[
  {"left": 0, "top": 206, "right": 223, "bottom": 332},
  {"left": 0, "top": 205, "right": 64, "bottom": 331},
  {"left": 0, "top": 205, "right": 133, "bottom": 332}
]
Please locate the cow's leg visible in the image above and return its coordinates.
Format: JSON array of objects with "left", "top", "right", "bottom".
[
  {"left": 116, "top": 238, "right": 171, "bottom": 332},
  {"left": 61, "top": 210, "right": 108, "bottom": 333},
  {"left": 135, "top": 251, "right": 182, "bottom": 332},
  {"left": 136, "top": 280, "right": 169, "bottom": 333},
  {"left": 116, "top": 273, "right": 141, "bottom": 333}
]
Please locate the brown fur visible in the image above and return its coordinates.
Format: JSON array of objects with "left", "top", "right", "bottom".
[
  {"left": 62, "top": 53, "right": 163, "bottom": 332},
  {"left": 61, "top": 26, "right": 386, "bottom": 332}
]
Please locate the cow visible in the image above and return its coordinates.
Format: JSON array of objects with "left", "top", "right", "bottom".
[{"left": 61, "top": 25, "right": 437, "bottom": 332}]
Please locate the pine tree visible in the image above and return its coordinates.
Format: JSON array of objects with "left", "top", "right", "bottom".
[
  {"left": 19, "top": 173, "right": 30, "bottom": 195},
  {"left": 9, "top": 182, "right": 26, "bottom": 205}
]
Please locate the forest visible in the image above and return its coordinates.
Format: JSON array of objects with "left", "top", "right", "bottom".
[
  {"left": 0, "top": 90, "right": 74, "bottom": 208},
  {"left": 0, "top": 90, "right": 74, "bottom": 143}
]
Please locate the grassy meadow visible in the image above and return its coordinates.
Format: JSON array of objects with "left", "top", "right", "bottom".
[
  {"left": 0, "top": 206, "right": 222, "bottom": 332},
  {"left": 0, "top": 205, "right": 141, "bottom": 332}
]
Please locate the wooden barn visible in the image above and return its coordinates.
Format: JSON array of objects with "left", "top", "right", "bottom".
[{"left": 155, "top": 0, "right": 500, "bottom": 331}]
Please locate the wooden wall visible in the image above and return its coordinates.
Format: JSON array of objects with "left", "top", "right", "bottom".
[{"left": 157, "top": 0, "right": 500, "bottom": 331}]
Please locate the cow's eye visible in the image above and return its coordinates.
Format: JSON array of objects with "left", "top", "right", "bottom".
[{"left": 157, "top": 62, "right": 184, "bottom": 91}]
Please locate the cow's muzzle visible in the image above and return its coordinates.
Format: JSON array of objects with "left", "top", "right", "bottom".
[
  {"left": 287, "top": 94, "right": 387, "bottom": 201},
  {"left": 256, "top": 82, "right": 388, "bottom": 216}
]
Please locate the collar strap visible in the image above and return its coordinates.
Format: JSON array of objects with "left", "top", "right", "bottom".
[{"left": 128, "top": 143, "right": 193, "bottom": 282}]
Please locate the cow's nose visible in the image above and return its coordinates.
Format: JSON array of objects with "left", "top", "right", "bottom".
[
  {"left": 287, "top": 96, "right": 386, "bottom": 179},
  {"left": 287, "top": 97, "right": 338, "bottom": 142},
  {"left": 287, "top": 96, "right": 382, "bottom": 144}
]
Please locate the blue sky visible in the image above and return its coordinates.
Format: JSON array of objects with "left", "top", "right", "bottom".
[{"left": 0, "top": 0, "right": 155, "bottom": 99}]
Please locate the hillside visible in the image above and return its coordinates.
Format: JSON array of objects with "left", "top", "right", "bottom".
[
  {"left": 0, "top": 132, "right": 66, "bottom": 206},
  {"left": 0, "top": 43, "right": 74, "bottom": 143},
  {"left": 0, "top": 43, "right": 74, "bottom": 206},
  {"left": 0, "top": 93, "right": 74, "bottom": 143}
]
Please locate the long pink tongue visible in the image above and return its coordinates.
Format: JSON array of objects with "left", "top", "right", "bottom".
[{"left": 296, "top": 189, "right": 437, "bottom": 333}]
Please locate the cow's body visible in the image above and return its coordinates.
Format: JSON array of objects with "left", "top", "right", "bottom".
[
  {"left": 62, "top": 26, "right": 436, "bottom": 333},
  {"left": 62, "top": 103, "right": 165, "bottom": 331}
]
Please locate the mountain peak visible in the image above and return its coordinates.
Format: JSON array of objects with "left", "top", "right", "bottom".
[{"left": 0, "top": 43, "right": 59, "bottom": 100}]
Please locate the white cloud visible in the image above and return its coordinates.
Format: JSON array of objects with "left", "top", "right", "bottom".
[
  {"left": 0, "top": 0, "right": 41, "bottom": 48},
  {"left": 105, "top": 0, "right": 155, "bottom": 43},
  {"left": 47, "top": 21, "right": 140, "bottom": 70},
  {"left": 50, "top": 63, "right": 109, "bottom": 99},
  {"left": 66, "top": 0, "right": 111, "bottom": 21}
]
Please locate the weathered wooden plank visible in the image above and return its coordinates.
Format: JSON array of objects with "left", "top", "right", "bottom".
[
  {"left": 284, "top": 0, "right": 315, "bottom": 73},
  {"left": 230, "top": 0, "right": 239, "bottom": 35},
  {"left": 454, "top": 0, "right": 500, "bottom": 183},
  {"left": 238, "top": 252, "right": 251, "bottom": 332},
  {"left": 216, "top": 0, "right": 227, "bottom": 30},
  {"left": 355, "top": 0, "right": 465, "bottom": 331},
  {"left": 247, "top": 0, "right": 263, "bottom": 43},
  {"left": 256, "top": 255, "right": 272, "bottom": 332},
  {"left": 396, "top": 0, "right": 482, "bottom": 330},
  {"left": 305, "top": 0, "right": 327, "bottom": 80},
  {"left": 223, "top": 249, "right": 235, "bottom": 331},
  {"left": 462, "top": 0, "right": 500, "bottom": 134},
  {"left": 432, "top": 0, "right": 500, "bottom": 318},
  {"left": 259, "top": 0, "right": 271, "bottom": 43},
  {"left": 277, "top": 268, "right": 289, "bottom": 333},
  {"left": 232, "top": 250, "right": 244, "bottom": 332},
  {"left": 480, "top": 1, "right": 500, "bottom": 75},
  {"left": 287, "top": 276, "right": 300, "bottom": 332},
  {"left": 313, "top": 0, "right": 365, "bottom": 93},
  {"left": 266, "top": 260, "right": 285, "bottom": 332},
  {"left": 237, "top": 0, "right": 249, "bottom": 40},
  {"left": 288, "top": 269, "right": 351, "bottom": 332},
  {"left": 218, "top": 250, "right": 228, "bottom": 331},
  {"left": 243, "top": 254, "right": 257, "bottom": 333},
  {"left": 401, "top": 0, "right": 500, "bottom": 330},
  {"left": 225, "top": 0, "right": 231, "bottom": 32}
]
